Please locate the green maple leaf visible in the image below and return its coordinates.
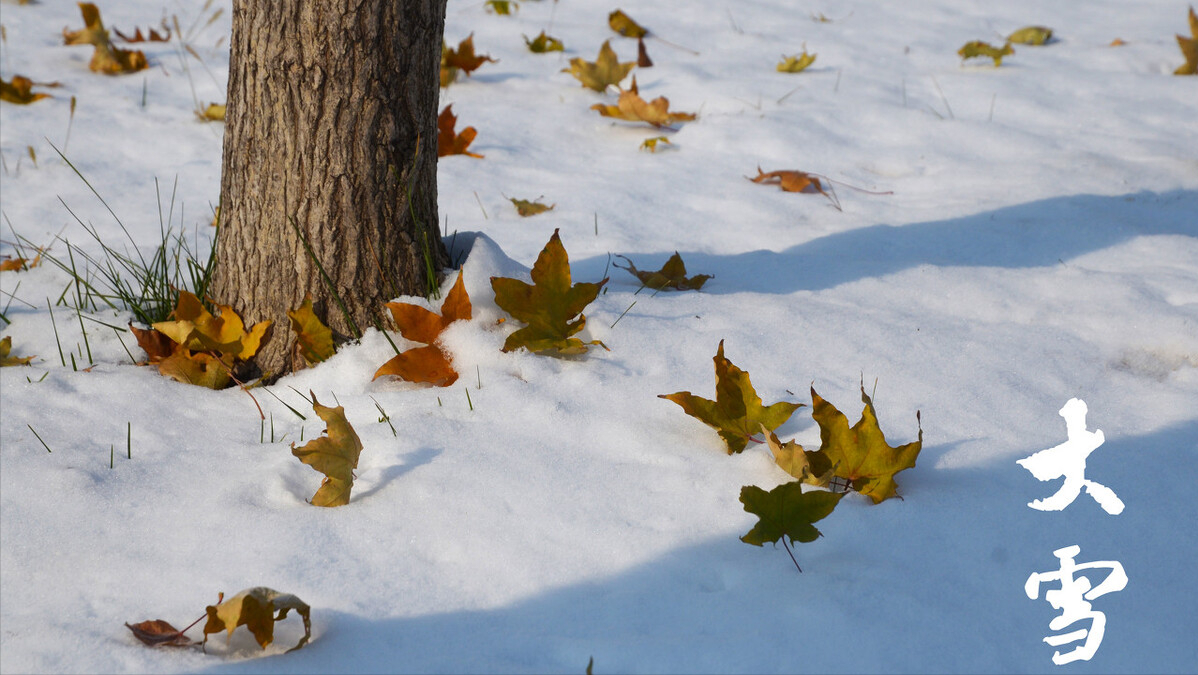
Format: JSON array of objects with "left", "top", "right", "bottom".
[
  {"left": 613, "top": 252, "right": 712, "bottom": 291},
  {"left": 811, "top": 385, "right": 922, "bottom": 504},
  {"left": 740, "top": 482, "right": 843, "bottom": 547},
  {"left": 660, "top": 340, "right": 803, "bottom": 454},
  {"left": 562, "top": 40, "right": 635, "bottom": 92},
  {"left": 491, "top": 229, "right": 608, "bottom": 355}
]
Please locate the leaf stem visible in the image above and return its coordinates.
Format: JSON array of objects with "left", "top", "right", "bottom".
[{"left": 782, "top": 537, "right": 803, "bottom": 573}]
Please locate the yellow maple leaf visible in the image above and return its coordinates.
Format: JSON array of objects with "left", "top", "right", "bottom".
[
  {"left": 777, "top": 50, "right": 817, "bottom": 73},
  {"left": 203, "top": 587, "right": 311, "bottom": 652},
  {"left": 591, "top": 76, "right": 696, "bottom": 128},
  {"left": 291, "top": 394, "right": 364, "bottom": 507},
  {"left": 1176, "top": 5, "right": 1198, "bottom": 75},
  {"left": 1, "top": 75, "right": 55, "bottom": 104},
  {"left": 563, "top": 40, "right": 635, "bottom": 92},
  {"left": 287, "top": 296, "right": 335, "bottom": 364},
  {"left": 957, "top": 40, "right": 1014, "bottom": 66},
  {"left": 0, "top": 336, "right": 34, "bottom": 367}
]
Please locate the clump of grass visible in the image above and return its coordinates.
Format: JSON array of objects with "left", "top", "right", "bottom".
[{"left": 28, "top": 144, "right": 216, "bottom": 326}]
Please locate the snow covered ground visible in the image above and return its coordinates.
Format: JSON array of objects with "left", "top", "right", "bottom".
[{"left": 2, "top": 0, "right": 1196, "bottom": 672}]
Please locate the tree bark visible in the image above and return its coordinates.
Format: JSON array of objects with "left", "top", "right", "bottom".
[{"left": 212, "top": 0, "right": 449, "bottom": 378}]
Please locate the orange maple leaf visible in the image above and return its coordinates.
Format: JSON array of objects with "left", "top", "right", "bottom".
[
  {"left": 591, "top": 76, "right": 696, "bottom": 129},
  {"left": 437, "top": 105, "right": 483, "bottom": 158},
  {"left": 374, "top": 272, "right": 471, "bottom": 386},
  {"left": 749, "top": 167, "right": 841, "bottom": 210}
]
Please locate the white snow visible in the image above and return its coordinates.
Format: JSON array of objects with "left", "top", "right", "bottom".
[{"left": 2, "top": 0, "right": 1196, "bottom": 672}]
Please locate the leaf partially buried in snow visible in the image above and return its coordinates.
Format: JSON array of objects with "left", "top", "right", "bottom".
[
  {"left": 613, "top": 252, "right": 711, "bottom": 291},
  {"left": 1, "top": 75, "right": 55, "bottom": 104},
  {"left": 0, "top": 336, "right": 34, "bottom": 366},
  {"left": 660, "top": 340, "right": 803, "bottom": 454},
  {"left": 375, "top": 272, "right": 471, "bottom": 386},
  {"left": 740, "top": 482, "right": 843, "bottom": 547},
  {"left": 1176, "top": 6, "right": 1198, "bottom": 75},
  {"left": 563, "top": 40, "right": 635, "bottom": 92},
  {"left": 524, "top": 31, "right": 564, "bottom": 53},
  {"left": 957, "top": 40, "right": 1014, "bottom": 66},
  {"left": 291, "top": 394, "right": 364, "bottom": 506},
  {"left": 509, "top": 197, "right": 555, "bottom": 217},
  {"left": 203, "top": 587, "right": 311, "bottom": 652},
  {"left": 437, "top": 104, "right": 483, "bottom": 158},
  {"left": 1007, "top": 26, "right": 1053, "bottom": 45},
  {"left": 591, "top": 76, "right": 695, "bottom": 128},
  {"left": 777, "top": 50, "right": 817, "bottom": 73},
  {"left": 287, "top": 296, "right": 335, "bottom": 364},
  {"left": 63, "top": 3, "right": 148, "bottom": 74},
  {"left": 152, "top": 291, "right": 270, "bottom": 363},
  {"left": 491, "top": 229, "right": 607, "bottom": 355},
  {"left": 811, "top": 385, "right": 922, "bottom": 504},
  {"left": 155, "top": 349, "right": 230, "bottom": 389}
]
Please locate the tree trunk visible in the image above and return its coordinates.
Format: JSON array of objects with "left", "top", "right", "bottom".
[{"left": 212, "top": 0, "right": 449, "bottom": 378}]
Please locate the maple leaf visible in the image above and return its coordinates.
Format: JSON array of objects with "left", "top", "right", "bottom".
[
  {"left": 509, "top": 197, "right": 555, "bottom": 217},
  {"left": 958, "top": 40, "right": 1014, "bottom": 66},
  {"left": 740, "top": 482, "right": 844, "bottom": 571},
  {"left": 777, "top": 50, "right": 817, "bottom": 73},
  {"left": 591, "top": 76, "right": 696, "bottom": 129},
  {"left": 288, "top": 296, "right": 335, "bottom": 364},
  {"left": 524, "top": 31, "right": 564, "bottom": 53},
  {"left": 152, "top": 291, "right": 270, "bottom": 363},
  {"left": 0, "top": 336, "right": 34, "bottom": 366},
  {"left": 1, "top": 251, "right": 43, "bottom": 270},
  {"left": 375, "top": 272, "right": 471, "bottom": 386},
  {"left": 762, "top": 425, "right": 835, "bottom": 486},
  {"left": 659, "top": 340, "right": 803, "bottom": 454},
  {"left": 637, "top": 38, "right": 654, "bottom": 67},
  {"left": 749, "top": 167, "right": 841, "bottom": 210},
  {"left": 490, "top": 228, "right": 608, "bottom": 355},
  {"left": 437, "top": 104, "right": 483, "bottom": 158},
  {"left": 613, "top": 252, "right": 711, "bottom": 291},
  {"left": 125, "top": 620, "right": 194, "bottom": 647},
  {"left": 563, "top": 40, "right": 635, "bottom": 92},
  {"left": 199, "top": 103, "right": 225, "bottom": 121},
  {"left": 1007, "top": 26, "right": 1053, "bottom": 46},
  {"left": 1, "top": 75, "right": 54, "bottom": 104},
  {"left": 609, "top": 9, "right": 649, "bottom": 38},
  {"left": 203, "top": 587, "right": 311, "bottom": 652},
  {"left": 63, "top": 3, "right": 148, "bottom": 74},
  {"left": 1176, "top": 6, "right": 1198, "bottom": 75},
  {"left": 811, "top": 385, "right": 922, "bottom": 504},
  {"left": 441, "top": 34, "right": 496, "bottom": 87},
  {"left": 291, "top": 394, "right": 364, "bottom": 507}
]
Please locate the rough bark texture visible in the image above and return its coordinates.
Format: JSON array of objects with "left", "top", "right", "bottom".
[{"left": 213, "top": 0, "right": 449, "bottom": 378}]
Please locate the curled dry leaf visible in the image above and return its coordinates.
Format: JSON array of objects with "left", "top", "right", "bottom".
[
  {"left": 613, "top": 252, "right": 711, "bottom": 291},
  {"left": 485, "top": 0, "right": 518, "bottom": 15},
  {"left": 375, "top": 272, "right": 471, "bottom": 386},
  {"left": 437, "top": 104, "right": 483, "bottom": 158},
  {"left": 1007, "top": 26, "right": 1053, "bottom": 45},
  {"left": 563, "top": 40, "right": 635, "bottom": 92},
  {"left": 291, "top": 394, "right": 364, "bottom": 507},
  {"left": 203, "top": 587, "right": 311, "bottom": 652},
  {"left": 957, "top": 40, "right": 1014, "bottom": 66},
  {"left": 749, "top": 167, "right": 841, "bottom": 210},
  {"left": 200, "top": 103, "right": 225, "bottom": 121},
  {"left": 1, "top": 75, "right": 54, "bottom": 104},
  {"left": 591, "top": 76, "right": 695, "bottom": 128},
  {"left": 509, "top": 197, "right": 555, "bottom": 217},
  {"left": 63, "top": 2, "right": 148, "bottom": 74},
  {"left": 659, "top": 340, "right": 803, "bottom": 454},
  {"left": 640, "top": 136, "right": 671, "bottom": 152},
  {"left": 761, "top": 424, "right": 835, "bottom": 486},
  {"left": 113, "top": 25, "right": 171, "bottom": 43},
  {"left": 777, "top": 50, "right": 817, "bottom": 73},
  {"left": 637, "top": 38, "right": 654, "bottom": 67},
  {"left": 609, "top": 9, "right": 649, "bottom": 38},
  {"left": 125, "top": 620, "right": 194, "bottom": 647},
  {"left": 490, "top": 229, "right": 607, "bottom": 355}
]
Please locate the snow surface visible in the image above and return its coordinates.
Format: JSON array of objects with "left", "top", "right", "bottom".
[{"left": 2, "top": 0, "right": 1196, "bottom": 672}]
